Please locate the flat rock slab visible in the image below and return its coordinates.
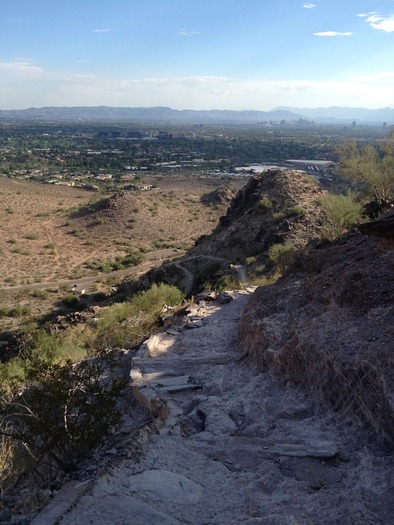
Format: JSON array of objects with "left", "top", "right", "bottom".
[
  {"left": 30, "top": 480, "right": 92, "bottom": 525},
  {"left": 148, "top": 374, "right": 192, "bottom": 387},
  {"left": 144, "top": 332, "right": 179, "bottom": 357},
  {"left": 133, "top": 351, "right": 248, "bottom": 371},
  {"left": 60, "top": 493, "right": 185, "bottom": 525},
  {"left": 165, "top": 383, "right": 202, "bottom": 393},
  {"left": 166, "top": 328, "right": 181, "bottom": 336},
  {"left": 270, "top": 440, "right": 339, "bottom": 458},
  {"left": 131, "top": 469, "right": 203, "bottom": 504}
]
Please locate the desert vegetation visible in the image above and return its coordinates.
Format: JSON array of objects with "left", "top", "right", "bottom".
[{"left": 0, "top": 282, "right": 183, "bottom": 495}]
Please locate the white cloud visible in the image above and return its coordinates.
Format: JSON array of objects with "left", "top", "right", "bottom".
[
  {"left": 0, "top": 60, "right": 42, "bottom": 76},
  {"left": 358, "top": 13, "right": 394, "bottom": 32},
  {"left": 177, "top": 29, "right": 200, "bottom": 36},
  {"left": 91, "top": 28, "right": 111, "bottom": 33},
  {"left": 351, "top": 71, "right": 394, "bottom": 82},
  {"left": 314, "top": 31, "right": 352, "bottom": 37},
  {"left": 303, "top": 3, "right": 316, "bottom": 9}
]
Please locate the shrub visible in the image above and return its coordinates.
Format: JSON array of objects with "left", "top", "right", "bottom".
[
  {"left": 0, "top": 354, "right": 126, "bottom": 475},
  {"left": 268, "top": 242, "right": 296, "bottom": 274},
  {"left": 272, "top": 212, "right": 285, "bottom": 222},
  {"left": 255, "top": 197, "right": 273, "bottom": 213},
  {"left": 0, "top": 423, "right": 16, "bottom": 496},
  {"left": 30, "top": 289, "right": 49, "bottom": 300},
  {"left": 24, "top": 232, "right": 39, "bottom": 240},
  {"left": 319, "top": 192, "right": 362, "bottom": 241},
  {"left": 245, "top": 256, "right": 257, "bottom": 266},
  {"left": 0, "top": 306, "right": 31, "bottom": 318},
  {"left": 62, "top": 294, "right": 79, "bottom": 307},
  {"left": 95, "top": 283, "right": 183, "bottom": 349},
  {"left": 338, "top": 138, "right": 394, "bottom": 211},
  {"left": 287, "top": 205, "right": 305, "bottom": 217}
]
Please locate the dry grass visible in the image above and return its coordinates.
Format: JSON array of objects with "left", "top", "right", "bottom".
[
  {"left": 0, "top": 175, "right": 241, "bottom": 288},
  {"left": 0, "top": 423, "right": 16, "bottom": 498}
]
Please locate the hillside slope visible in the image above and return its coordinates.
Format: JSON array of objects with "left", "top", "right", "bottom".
[{"left": 239, "top": 230, "right": 394, "bottom": 449}]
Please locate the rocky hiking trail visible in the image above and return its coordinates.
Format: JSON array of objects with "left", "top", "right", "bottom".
[{"left": 33, "top": 289, "right": 393, "bottom": 525}]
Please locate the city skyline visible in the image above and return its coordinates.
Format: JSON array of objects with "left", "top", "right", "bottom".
[{"left": 1, "top": 0, "right": 394, "bottom": 110}]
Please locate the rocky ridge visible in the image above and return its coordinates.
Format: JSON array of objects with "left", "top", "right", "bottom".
[{"left": 139, "top": 169, "right": 325, "bottom": 295}]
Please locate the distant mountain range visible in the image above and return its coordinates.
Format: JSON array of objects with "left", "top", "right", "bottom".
[
  {"left": 0, "top": 105, "right": 392, "bottom": 124},
  {"left": 274, "top": 106, "right": 394, "bottom": 124}
]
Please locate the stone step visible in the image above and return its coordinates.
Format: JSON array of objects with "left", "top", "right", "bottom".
[
  {"left": 270, "top": 440, "right": 339, "bottom": 459},
  {"left": 132, "top": 351, "right": 248, "bottom": 371},
  {"left": 30, "top": 481, "right": 93, "bottom": 525}
]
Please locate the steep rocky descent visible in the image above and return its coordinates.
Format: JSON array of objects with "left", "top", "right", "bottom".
[
  {"left": 32, "top": 289, "right": 393, "bottom": 525},
  {"left": 239, "top": 230, "right": 394, "bottom": 450}
]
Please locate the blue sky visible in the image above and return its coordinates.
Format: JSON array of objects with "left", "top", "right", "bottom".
[{"left": 1, "top": 0, "right": 394, "bottom": 110}]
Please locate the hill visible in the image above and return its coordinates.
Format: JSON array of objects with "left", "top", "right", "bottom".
[
  {"left": 0, "top": 174, "right": 241, "bottom": 334},
  {"left": 239, "top": 230, "right": 394, "bottom": 449},
  {"left": 139, "top": 170, "right": 324, "bottom": 294},
  {"left": 1, "top": 168, "right": 393, "bottom": 523},
  {"left": 275, "top": 105, "right": 394, "bottom": 124}
]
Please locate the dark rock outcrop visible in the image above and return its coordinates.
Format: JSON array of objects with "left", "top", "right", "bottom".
[{"left": 358, "top": 207, "right": 394, "bottom": 238}]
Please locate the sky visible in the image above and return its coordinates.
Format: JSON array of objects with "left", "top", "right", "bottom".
[{"left": 1, "top": 0, "right": 394, "bottom": 111}]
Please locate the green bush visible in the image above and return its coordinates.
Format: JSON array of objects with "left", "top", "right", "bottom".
[
  {"left": 272, "top": 212, "right": 285, "bottom": 222},
  {"left": 255, "top": 197, "right": 273, "bottom": 213},
  {"left": 287, "top": 205, "right": 305, "bottom": 217},
  {"left": 30, "top": 289, "right": 49, "bottom": 300},
  {"left": 95, "top": 283, "right": 183, "bottom": 349},
  {"left": 245, "top": 256, "right": 257, "bottom": 266},
  {"left": 0, "top": 305, "right": 31, "bottom": 318},
  {"left": 268, "top": 242, "right": 296, "bottom": 274},
  {"left": 319, "top": 192, "right": 362, "bottom": 241},
  {"left": 24, "top": 232, "right": 39, "bottom": 240},
  {"left": 1, "top": 354, "right": 126, "bottom": 475},
  {"left": 62, "top": 294, "right": 79, "bottom": 307}
]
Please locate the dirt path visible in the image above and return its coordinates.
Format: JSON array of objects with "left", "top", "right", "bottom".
[{"left": 37, "top": 289, "right": 393, "bottom": 525}]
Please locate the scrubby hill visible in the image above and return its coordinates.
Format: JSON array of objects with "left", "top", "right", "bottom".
[{"left": 68, "top": 185, "right": 237, "bottom": 254}]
